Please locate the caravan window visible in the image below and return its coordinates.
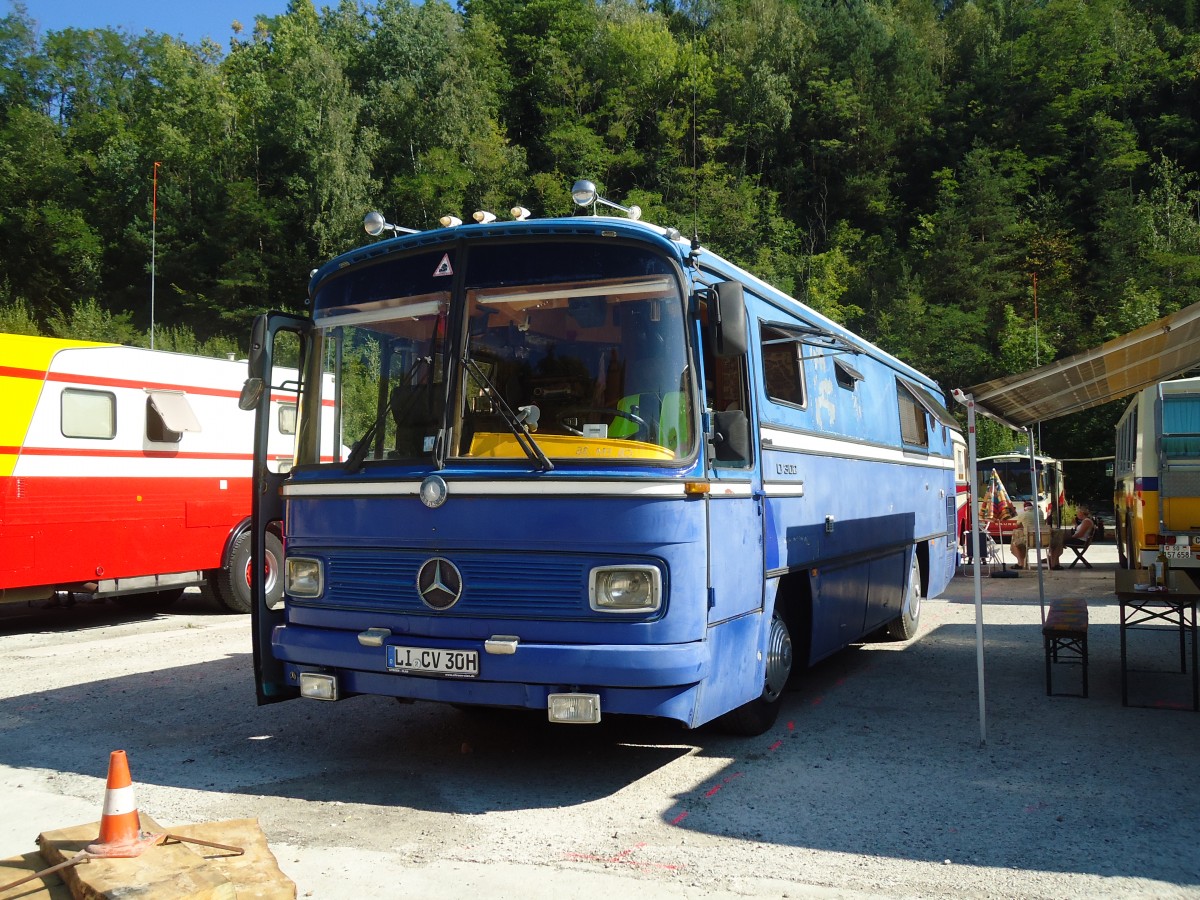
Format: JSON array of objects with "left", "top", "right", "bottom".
[
  {"left": 146, "top": 391, "right": 201, "bottom": 444},
  {"left": 62, "top": 389, "right": 116, "bottom": 439},
  {"left": 278, "top": 403, "right": 297, "bottom": 435}
]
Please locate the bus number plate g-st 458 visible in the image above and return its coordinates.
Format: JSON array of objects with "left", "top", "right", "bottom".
[{"left": 386, "top": 645, "right": 479, "bottom": 677}]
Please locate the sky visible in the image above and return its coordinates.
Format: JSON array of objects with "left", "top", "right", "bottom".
[{"left": 12, "top": 0, "right": 293, "bottom": 46}]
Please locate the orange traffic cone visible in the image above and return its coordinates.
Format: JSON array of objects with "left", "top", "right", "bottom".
[{"left": 84, "top": 750, "right": 165, "bottom": 858}]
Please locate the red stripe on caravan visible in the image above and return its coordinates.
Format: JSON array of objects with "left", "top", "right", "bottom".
[
  {"left": 5, "top": 363, "right": 331, "bottom": 407},
  {"left": 3, "top": 446, "right": 329, "bottom": 463},
  {"left": 15, "top": 446, "right": 252, "bottom": 461},
  {"left": 46, "top": 370, "right": 241, "bottom": 398},
  {"left": 0, "top": 365, "right": 46, "bottom": 380}
]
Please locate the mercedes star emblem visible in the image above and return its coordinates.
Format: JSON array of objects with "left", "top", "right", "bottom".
[{"left": 416, "top": 557, "right": 463, "bottom": 610}]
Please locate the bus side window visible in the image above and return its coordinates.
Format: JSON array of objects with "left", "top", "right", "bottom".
[
  {"left": 896, "top": 383, "right": 929, "bottom": 449},
  {"left": 760, "top": 325, "right": 806, "bottom": 408},
  {"left": 708, "top": 354, "right": 751, "bottom": 466}
]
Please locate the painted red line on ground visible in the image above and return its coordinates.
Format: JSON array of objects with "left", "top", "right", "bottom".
[
  {"left": 768, "top": 739, "right": 783, "bottom": 752},
  {"left": 671, "top": 811, "right": 688, "bottom": 825},
  {"left": 787, "top": 720, "right": 795, "bottom": 730},
  {"left": 564, "top": 844, "right": 680, "bottom": 871},
  {"left": 811, "top": 697, "right": 823, "bottom": 706},
  {"left": 704, "top": 773, "right": 742, "bottom": 796}
]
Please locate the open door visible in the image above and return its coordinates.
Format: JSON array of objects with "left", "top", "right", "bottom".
[{"left": 242, "top": 312, "right": 310, "bottom": 705}]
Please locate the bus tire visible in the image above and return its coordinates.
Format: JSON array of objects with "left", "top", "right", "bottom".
[
  {"left": 719, "top": 607, "right": 793, "bottom": 736},
  {"left": 1116, "top": 516, "right": 1129, "bottom": 568},
  {"left": 212, "top": 530, "right": 282, "bottom": 614},
  {"left": 883, "top": 548, "right": 923, "bottom": 641}
]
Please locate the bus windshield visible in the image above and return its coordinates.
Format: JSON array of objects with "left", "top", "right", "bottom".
[
  {"left": 305, "top": 239, "right": 695, "bottom": 467},
  {"left": 978, "top": 459, "right": 1044, "bottom": 502}
]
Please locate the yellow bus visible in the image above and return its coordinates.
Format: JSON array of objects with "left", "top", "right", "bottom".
[{"left": 1114, "top": 376, "right": 1200, "bottom": 570}]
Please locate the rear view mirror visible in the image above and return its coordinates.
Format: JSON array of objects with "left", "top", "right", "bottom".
[
  {"left": 712, "top": 282, "right": 747, "bottom": 358},
  {"left": 239, "top": 377, "right": 264, "bottom": 411},
  {"left": 246, "top": 315, "right": 268, "bottom": 380}
]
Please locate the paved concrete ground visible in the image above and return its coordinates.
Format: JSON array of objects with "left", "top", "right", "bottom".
[{"left": 1, "top": 537, "right": 1198, "bottom": 899}]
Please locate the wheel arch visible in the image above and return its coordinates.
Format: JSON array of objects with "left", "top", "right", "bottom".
[{"left": 218, "top": 516, "right": 284, "bottom": 571}]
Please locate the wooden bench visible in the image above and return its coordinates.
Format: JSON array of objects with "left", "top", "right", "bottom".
[{"left": 1043, "top": 598, "right": 1088, "bottom": 697}]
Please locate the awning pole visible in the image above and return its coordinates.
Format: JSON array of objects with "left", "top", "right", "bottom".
[
  {"left": 964, "top": 393, "right": 987, "bottom": 747},
  {"left": 1027, "top": 429, "right": 1047, "bottom": 625}
]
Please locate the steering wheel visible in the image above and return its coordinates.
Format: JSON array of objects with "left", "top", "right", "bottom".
[{"left": 557, "top": 407, "right": 650, "bottom": 439}]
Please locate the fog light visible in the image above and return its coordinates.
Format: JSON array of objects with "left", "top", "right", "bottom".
[
  {"left": 299, "top": 672, "right": 338, "bottom": 701},
  {"left": 548, "top": 693, "right": 601, "bottom": 724}
]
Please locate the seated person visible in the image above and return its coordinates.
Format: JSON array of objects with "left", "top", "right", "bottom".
[
  {"left": 1009, "top": 502, "right": 1037, "bottom": 569},
  {"left": 1011, "top": 502, "right": 1065, "bottom": 569},
  {"left": 1064, "top": 505, "right": 1095, "bottom": 551}
]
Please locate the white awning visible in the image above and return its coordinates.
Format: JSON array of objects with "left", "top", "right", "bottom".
[
  {"left": 952, "top": 300, "right": 1200, "bottom": 746},
  {"left": 960, "top": 300, "right": 1200, "bottom": 427}
]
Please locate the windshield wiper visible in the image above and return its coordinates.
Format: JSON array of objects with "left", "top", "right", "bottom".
[
  {"left": 343, "top": 408, "right": 386, "bottom": 474},
  {"left": 463, "top": 354, "right": 554, "bottom": 472},
  {"left": 344, "top": 355, "right": 432, "bottom": 474}
]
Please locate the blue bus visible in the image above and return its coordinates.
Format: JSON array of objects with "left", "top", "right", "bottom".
[{"left": 240, "top": 182, "right": 961, "bottom": 734}]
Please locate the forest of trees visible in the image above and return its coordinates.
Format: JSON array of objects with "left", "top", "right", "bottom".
[{"left": 2, "top": 0, "right": 1199, "bottom": 471}]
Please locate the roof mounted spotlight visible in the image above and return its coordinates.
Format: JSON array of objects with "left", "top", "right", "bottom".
[
  {"left": 570, "top": 179, "right": 641, "bottom": 220},
  {"left": 511, "top": 206, "right": 531, "bottom": 221},
  {"left": 473, "top": 210, "right": 497, "bottom": 224},
  {"left": 363, "top": 211, "right": 419, "bottom": 238},
  {"left": 439, "top": 215, "right": 463, "bottom": 228}
]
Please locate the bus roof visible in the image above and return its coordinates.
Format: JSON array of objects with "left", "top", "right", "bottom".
[{"left": 312, "top": 214, "right": 949, "bottom": 398}]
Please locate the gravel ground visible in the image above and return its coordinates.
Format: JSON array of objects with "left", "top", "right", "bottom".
[{"left": 1, "top": 539, "right": 1198, "bottom": 899}]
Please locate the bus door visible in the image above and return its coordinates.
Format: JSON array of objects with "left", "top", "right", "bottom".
[
  {"left": 241, "top": 312, "right": 309, "bottom": 705},
  {"left": 705, "top": 351, "right": 764, "bottom": 625}
]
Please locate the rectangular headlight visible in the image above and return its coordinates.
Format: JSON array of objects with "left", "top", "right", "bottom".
[
  {"left": 589, "top": 565, "right": 661, "bottom": 613},
  {"left": 286, "top": 556, "right": 323, "bottom": 598}
]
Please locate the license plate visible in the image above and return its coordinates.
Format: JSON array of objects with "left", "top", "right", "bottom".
[
  {"left": 386, "top": 645, "right": 479, "bottom": 678},
  {"left": 1165, "top": 545, "right": 1193, "bottom": 560}
]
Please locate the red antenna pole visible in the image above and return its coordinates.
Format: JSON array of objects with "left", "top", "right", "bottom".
[{"left": 151, "top": 162, "right": 161, "bottom": 349}]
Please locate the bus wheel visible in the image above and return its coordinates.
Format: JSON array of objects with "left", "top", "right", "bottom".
[
  {"left": 719, "top": 608, "right": 793, "bottom": 736},
  {"left": 884, "top": 550, "right": 924, "bottom": 641},
  {"left": 1117, "top": 517, "right": 1128, "bottom": 569},
  {"left": 1125, "top": 515, "right": 1137, "bottom": 570},
  {"left": 212, "top": 531, "right": 282, "bottom": 614}
]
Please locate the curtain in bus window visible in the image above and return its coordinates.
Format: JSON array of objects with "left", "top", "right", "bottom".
[{"left": 1162, "top": 395, "right": 1200, "bottom": 457}]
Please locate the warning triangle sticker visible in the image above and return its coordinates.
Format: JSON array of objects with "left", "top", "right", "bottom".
[{"left": 433, "top": 254, "right": 453, "bottom": 277}]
